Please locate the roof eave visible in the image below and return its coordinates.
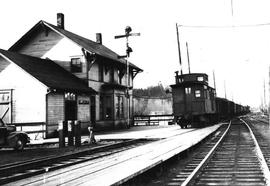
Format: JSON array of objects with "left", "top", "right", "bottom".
[
  {"left": 9, "top": 20, "right": 44, "bottom": 51},
  {"left": 48, "top": 87, "right": 97, "bottom": 94}
]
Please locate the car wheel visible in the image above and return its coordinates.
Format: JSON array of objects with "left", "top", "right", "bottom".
[{"left": 14, "top": 137, "right": 25, "bottom": 151}]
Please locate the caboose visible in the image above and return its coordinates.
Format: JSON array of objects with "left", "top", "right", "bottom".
[{"left": 170, "top": 72, "right": 216, "bottom": 128}]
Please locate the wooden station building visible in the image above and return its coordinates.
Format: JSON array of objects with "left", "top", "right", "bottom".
[{"left": 0, "top": 13, "right": 142, "bottom": 138}]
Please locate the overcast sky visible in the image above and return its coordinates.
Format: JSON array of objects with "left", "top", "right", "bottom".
[{"left": 1, "top": 0, "right": 270, "bottom": 108}]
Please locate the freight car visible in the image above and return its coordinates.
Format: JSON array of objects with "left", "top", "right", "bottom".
[{"left": 171, "top": 72, "right": 249, "bottom": 128}]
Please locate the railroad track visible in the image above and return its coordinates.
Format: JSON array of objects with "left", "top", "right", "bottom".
[
  {"left": 165, "top": 119, "right": 270, "bottom": 186},
  {"left": 0, "top": 139, "right": 151, "bottom": 185},
  {"left": 242, "top": 117, "right": 270, "bottom": 174}
]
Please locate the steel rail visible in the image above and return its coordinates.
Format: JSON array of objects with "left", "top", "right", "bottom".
[
  {"left": 240, "top": 118, "right": 270, "bottom": 186},
  {"left": 0, "top": 139, "right": 147, "bottom": 185},
  {"left": 0, "top": 139, "right": 140, "bottom": 170},
  {"left": 181, "top": 121, "right": 231, "bottom": 186}
]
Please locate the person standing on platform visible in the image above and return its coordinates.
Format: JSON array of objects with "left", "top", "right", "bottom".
[{"left": 88, "top": 125, "right": 96, "bottom": 144}]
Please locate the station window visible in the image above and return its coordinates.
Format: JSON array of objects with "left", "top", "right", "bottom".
[
  {"left": 197, "top": 76, "right": 204, "bottom": 81},
  {"left": 0, "top": 92, "right": 10, "bottom": 103},
  {"left": 98, "top": 63, "right": 104, "bottom": 82},
  {"left": 100, "top": 95, "right": 112, "bottom": 120},
  {"left": 71, "top": 58, "right": 82, "bottom": 73},
  {"left": 117, "top": 69, "right": 124, "bottom": 85},
  {"left": 116, "top": 96, "right": 124, "bottom": 119},
  {"left": 110, "top": 67, "right": 114, "bottom": 83},
  {"left": 185, "top": 87, "right": 191, "bottom": 94},
  {"left": 195, "top": 90, "right": 201, "bottom": 97}
]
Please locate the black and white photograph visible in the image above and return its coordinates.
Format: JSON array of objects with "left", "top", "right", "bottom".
[{"left": 0, "top": 0, "right": 269, "bottom": 185}]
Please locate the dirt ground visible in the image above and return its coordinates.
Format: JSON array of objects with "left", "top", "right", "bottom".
[{"left": 249, "top": 116, "right": 270, "bottom": 143}]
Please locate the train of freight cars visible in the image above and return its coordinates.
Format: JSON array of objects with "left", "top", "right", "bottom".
[{"left": 170, "top": 72, "right": 250, "bottom": 128}]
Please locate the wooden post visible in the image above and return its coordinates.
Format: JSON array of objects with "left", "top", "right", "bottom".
[
  {"left": 213, "top": 70, "right": 216, "bottom": 96},
  {"left": 58, "top": 120, "right": 65, "bottom": 148},
  {"left": 67, "top": 120, "right": 74, "bottom": 146},
  {"left": 74, "top": 120, "right": 81, "bottom": 147},
  {"left": 186, "top": 42, "right": 191, "bottom": 74}
]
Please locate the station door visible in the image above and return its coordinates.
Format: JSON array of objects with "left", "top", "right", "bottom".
[{"left": 65, "top": 100, "right": 77, "bottom": 121}]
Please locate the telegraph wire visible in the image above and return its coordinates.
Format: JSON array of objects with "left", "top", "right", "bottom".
[{"left": 177, "top": 22, "right": 270, "bottom": 29}]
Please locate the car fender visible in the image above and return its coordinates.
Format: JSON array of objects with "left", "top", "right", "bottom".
[{"left": 6, "top": 132, "right": 30, "bottom": 147}]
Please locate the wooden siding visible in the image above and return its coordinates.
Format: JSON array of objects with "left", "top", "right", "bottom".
[
  {"left": 0, "top": 57, "right": 10, "bottom": 73},
  {"left": 6, "top": 24, "right": 137, "bottom": 132},
  {"left": 173, "top": 102, "right": 185, "bottom": 115},
  {"left": 47, "top": 93, "right": 64, "bottom": 137},
  {"left": 47, "top": 93, "right": 64, "bottom": 124},
  {"left": 192, "top": 101, "right": 205, "bottom": 115},
  {"left": 172, "top": 88, "right": 184, "bottom": 103},
  {"left": 43, "top": 38, "right": 87, "bottom": 80},
  {"left": 89, "top": 63, "right": 99, "bottom": 82},
  {"left": 77, "top": 95, "right": 90, "bottom": 122},
  {"left": 0, "top": 62, "right": 47, "bottom": 123},
  {"left": 54, "top": 60, "right": 71, "bottom": 72},
  {"left": 15, "top": 27, "right": 63, "bottom": 58},
  {"left": 13, "top": 30, "right": 88, "bottom": 80},
  {"left": 88, "top": 62, "right": 133, "bottom": 88}
]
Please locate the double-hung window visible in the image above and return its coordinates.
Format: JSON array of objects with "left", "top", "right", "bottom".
[{"left": 71, "top": 58, "right": 82, "bottom": 73}]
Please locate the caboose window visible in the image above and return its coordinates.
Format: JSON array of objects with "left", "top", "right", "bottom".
[
  {"left": 185, "top": 87, "right": 191, "bottom": 94},
  {"left": 195, "top": 90, "right": 201, "bottom": 97},
  {"left": 197, "top": 76, "right": 203, "bottom": 81}
]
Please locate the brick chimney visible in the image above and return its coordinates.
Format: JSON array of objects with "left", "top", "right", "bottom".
[
  {"left": 57, "top": 13, "right": 64, "bottom": 29},
  {"left": 96, "top": 33, "right": 102, "bottom": 44}
]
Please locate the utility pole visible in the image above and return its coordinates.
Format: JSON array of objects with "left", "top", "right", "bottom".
[
  {"left": 213, "top": 70, "right": 217, "bottom": 96},
  {"left": 224, "top": 80, "right": 227, "bottom": 99},
  {"left": 176, "top": 23, "right": 183, "bottom": 75},
  {"left": 269, "top": 66, "right": 270, "bottom": 128},
  {"left": 186, "top": 42, "right": 191, "bottom": 74},
  {"left": 115, "top": 26, "right": 140, "bottom": 128},
  {"left": 264, "top": 79, "right": 266, "bottom": 112}
]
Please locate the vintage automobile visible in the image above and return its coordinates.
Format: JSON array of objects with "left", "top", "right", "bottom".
[{"left": 0, "top": 119, "right": 30, "bottom": 150}]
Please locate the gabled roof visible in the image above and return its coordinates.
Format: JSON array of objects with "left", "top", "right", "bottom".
[
  {"left": 0, "top": 49, "right": 96, "bottom": 93},
  {"left": 9, "top": 20, "right": 142, "bottom": 72}
]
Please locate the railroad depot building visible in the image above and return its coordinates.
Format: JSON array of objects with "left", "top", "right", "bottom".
[{"left": 0, "top": 14, "right": 142, "bottom": 138}]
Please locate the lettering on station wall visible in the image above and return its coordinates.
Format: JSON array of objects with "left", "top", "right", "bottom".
[{"left": 78, "top": 99, "right": 90, "bottom": 104}]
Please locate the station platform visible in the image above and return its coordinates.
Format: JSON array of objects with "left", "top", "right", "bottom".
[
  {"left": 9, "top": 123, "right": 224, "bottom": 186},
  {"left": 29, "top": 125, "right": 193, "bottom": 145}
]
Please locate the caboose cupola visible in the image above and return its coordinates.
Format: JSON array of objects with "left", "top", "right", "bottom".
[{"left": 175, "top": 73, "right": 208, "bottom": 85}]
